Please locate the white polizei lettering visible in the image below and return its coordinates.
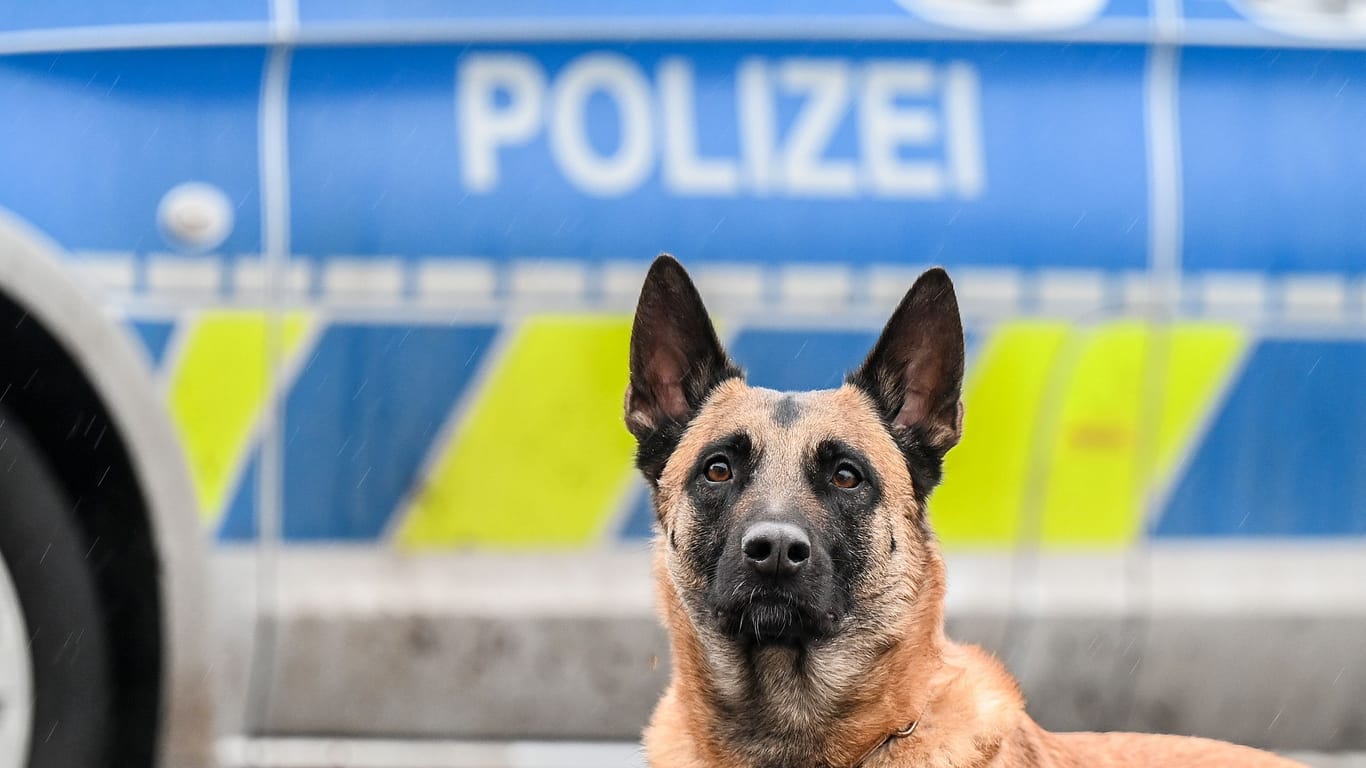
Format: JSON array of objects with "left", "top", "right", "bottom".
[
  {"left": 549, "top": 53, "right": 656, "bottom": 197},
  {"left": 659, "top": 58, "right": 739, "bottom": 196},
  {"left": 777, "top": 60, "right": 857, "bottom": 198},
  {"left": 943, "top": 61, "right": 986, "bottom": 199},
  {"left": 457, "top": 53, "right": 546, "bottom": 194},
  {"left": 455, "top": 52, "right": 985, "bottom": 201},
  {"left": 736, "top": 57, "right": 777, "bottom": 195},
  {"left": 859, "top": 61, "right": 944, "bottom": 198}
]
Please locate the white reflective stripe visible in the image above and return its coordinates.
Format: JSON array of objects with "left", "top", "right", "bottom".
[
  {"left": 46, "top": 253, "right": 1366, "bottom": 329},
  {"left": 320, "top": 259, "right": 405, "bottom": 304},
  {"left": 953, "top": 267, "right": 1023, "bottom": 315},
  {"left": 692, "top": 263, "right": 765, "bottom": 309},
  {"left": 599, "top": 261, "right": 651, "bottom": 309},
  {"left": 1282, "top": 274, "right": 1347, "bottom": 323},
  {"left": 508, "top": 259, "right": 588, "bottom": 300},
  {"left": 234, "top": 258, "right": 312, "bottom": 301},
  {"left": 1200, "top": 271, "right": 1268, "bottom": 320},
  {"left": 1038, "top": 270, "right": 1107, "bottom": 315},
  {"left": 778, "top": 264, "right": 852, "bottom": 311},
  {"left": 414, "top": 259, "right": 499, "bottom": 305},
  {"left": 145, "top": 254, "right": 222, "bottom": 296},
  {"left": 1120, "top": 270, "right": 1160, "bottom": 313},
  {"left": 867, "top": 265, "right": 929, "bottom": 312},
  {"left": 69, "top": 251, "right": 137, "bottom": 293}
]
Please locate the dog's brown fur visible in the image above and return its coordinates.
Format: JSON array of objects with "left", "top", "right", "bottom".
[{"left": 625, "top": 256, "right": 1303, "bottom": 768}]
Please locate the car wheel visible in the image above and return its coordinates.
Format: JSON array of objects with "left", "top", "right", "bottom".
[{"left": 0, "top": 409, "right": 112, "bottom": 768}]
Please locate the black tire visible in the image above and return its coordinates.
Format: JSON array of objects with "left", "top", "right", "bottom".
[{"left": 0, "top": 410, "right": 112, "bottom": 768}]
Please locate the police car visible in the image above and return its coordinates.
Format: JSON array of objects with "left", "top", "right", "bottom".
[{"left": 0, "top": 1, "right": 1363, "bottom": 766}]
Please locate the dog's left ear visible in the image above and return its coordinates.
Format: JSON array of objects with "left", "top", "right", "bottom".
[{"left": 848, "top": 267, "right": 965, "bottom": 456}]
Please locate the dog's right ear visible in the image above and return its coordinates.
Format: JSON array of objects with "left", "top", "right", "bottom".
[{"left": 626, "top": 255, "right": 741, "bottom": 481}]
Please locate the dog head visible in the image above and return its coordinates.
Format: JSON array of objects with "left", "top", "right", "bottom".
[{"left": 625, "top": 255, "right": 964, "bottom": 655}]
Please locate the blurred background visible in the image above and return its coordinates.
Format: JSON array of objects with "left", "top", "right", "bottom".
[{"left": 0, "top": 1, "right": 1363, "bottom": 767}]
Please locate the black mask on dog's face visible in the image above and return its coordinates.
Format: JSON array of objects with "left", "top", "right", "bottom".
[{"left": 685, "top": 425, "right": 891, "bottom": 647}]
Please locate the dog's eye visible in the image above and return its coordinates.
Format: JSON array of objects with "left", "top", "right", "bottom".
[
  {"left": 704, "top": 458, "right": 733, "bottom": 483},
  {"left": 831, "top": 463, "right": 862, "bottom": 489}
]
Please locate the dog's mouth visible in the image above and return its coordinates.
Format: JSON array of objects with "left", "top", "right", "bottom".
[{"left": 708, "top": 587, "right": 840, "bottom": 647}]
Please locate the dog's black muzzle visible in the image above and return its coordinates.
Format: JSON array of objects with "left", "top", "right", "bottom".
[{"left": 706, "top": 519, "right": 840, "bottom": 647}]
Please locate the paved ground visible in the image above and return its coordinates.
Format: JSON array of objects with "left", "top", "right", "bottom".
[{"left": 218, "top": 739, "right": 1366, "bottom": 768}]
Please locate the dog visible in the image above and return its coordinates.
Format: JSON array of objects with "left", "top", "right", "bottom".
[{"left": 624, "top": 255, "right": 1302, "bottom": 768}]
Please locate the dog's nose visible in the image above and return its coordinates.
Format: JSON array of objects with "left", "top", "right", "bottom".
[{"left": 741, "top": 521, "right": 811, "bottom": 578}]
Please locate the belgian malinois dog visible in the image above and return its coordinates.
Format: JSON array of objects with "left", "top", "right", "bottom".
[{"left": 624, "top": 255, "right": 1301, "bottom": 768}]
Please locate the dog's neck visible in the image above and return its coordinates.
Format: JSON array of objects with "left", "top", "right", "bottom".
[{"left": 649, "top": 550, "right": 1015, "bottom": 768}]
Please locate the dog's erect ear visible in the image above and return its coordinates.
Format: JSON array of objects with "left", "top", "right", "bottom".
[
  {"left": 625, "top": 255, "right": 741, "bottom": 466},
  {"left": 848, "top": 267, "right": 965, "bottom": 458}
]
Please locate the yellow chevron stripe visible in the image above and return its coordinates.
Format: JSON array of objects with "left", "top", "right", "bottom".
[
  {"left": 1039, "top": 322, "right": 1245, "bottom": 546},
  {"left": 167, "top": 311, "right": 312, "bottom": 523},
  {"left": 396, "top": 315, "right": 638, "bottom": 548},
  {"left": 931, "top": 321, "right": 1243, "bottom": 550},
  {"left": 931, "top": 321, "right": 1071, "bottom": 547}
]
